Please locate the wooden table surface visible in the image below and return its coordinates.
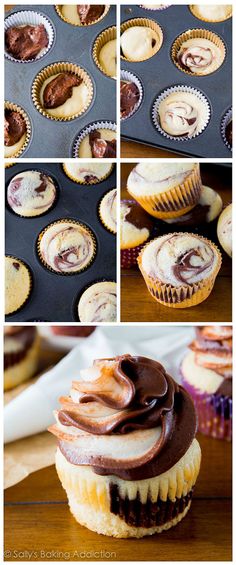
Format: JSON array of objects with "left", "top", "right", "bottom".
[
  {"left": 4, "top": 432, "right": 232, "bottom": 562},
  {"left": 121, "top": 163, "right": 232, "bottom": 322},
  {"left": 121, "top": 141, "right": 179, "bottom": 159}
]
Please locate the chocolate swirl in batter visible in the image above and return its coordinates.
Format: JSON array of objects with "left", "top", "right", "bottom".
[
  {"left": 161, "top": 99, "right": 198, "bottom": 137},
  {"left": 39, "top": 222, "right": 95, "bottom": 273},
  {"left": 52, "top": 354, "right": 197, "bottom": 480},
  {"left": 177, "top": 45, "right": 214, "bottom": 73}
]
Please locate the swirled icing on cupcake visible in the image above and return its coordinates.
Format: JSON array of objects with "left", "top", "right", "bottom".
[
  {"left": 99, "top": 189, "right": 117, "bottom": 233},
  {"left": 141, "top": 233, "right": 219, "bottom": 286},
  {"left": 49, "top": 354, "right": 197, "bottom": 479},
  {"left": 176, "top": 38, "right": 224, "bottom": 76},
  {"left": 39, "top": 220, "right": 96, "bottom": 273},
  {"left": 78, "top": 281, "right": 117, "bottom": 322},
  {"left": 7, "top": 171, "right": 57, "bottom": 217},
  {"left": 158, "top": 91, "right": 209, "bottom": 138}
]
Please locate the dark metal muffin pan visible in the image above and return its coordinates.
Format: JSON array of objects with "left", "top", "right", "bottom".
[
  {"left": 5, "top": 163, "right": 116, "bottom": 321},
  {"left": 121, "top": 4, "right": 232, "bottom": 157},
  {"left": 5, "top": 4, "right": 116, "bottom": 158}
]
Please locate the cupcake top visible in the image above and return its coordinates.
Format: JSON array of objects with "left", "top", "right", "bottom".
[
  {"left": 121, "top": 199, "right": 153, "bottom": 248},
  {"left": 5, "top": 256, "right": 32, "bottom": 315},
  {"left": 5, "top": 24, "right": 48, "bottom": 60},
  {"left": 7, "top": 170, "right": 57, "bottom": 217},
  {"left": 190, "top": 5, "right": 232, "bottom": 22},
  {"left": 63, "top": 162, "right": 113, "bottom": 184},
  {"left": 40, "top": 72, "right": 89, "bottom": 118},
  {"left": 78, "top": 129, "right": 116, "bottom": 158},
  {"left": 4, "top": 326, "right": 37, "bottom": 357},
  {"left": 4, "top": 110, "right": 26, "bottom": 148},
  {"left": 120, "top": 80, "right": 140, "bottom": 119},
  {"left": 98, "top": 39, "right": 116, "bottom": 77},
  {"left": 165, "top": 185, "right": 223, "bottom": 226},
  {"left": 140, "top": 233, "right": 221, "bottom": 287},
  {"left": 217, "top": 204, "right": 232, "bottom": 257},
  {"left": 78, "top": 281, "right": 117, "bottom": 322},
  {"left": 176, "top": 37, "right": 224, "bottom": 76},
  {"left": 39, "top": 220, "right": 96, "bottom": 273},
  {"left": 61, "top": 5, "right": 105, "bottom": 25},
  {"left": 158, "top": 91, "right": 209, "bottom": 138},
  {"left": 121, "top": 25, "right": 160, "bottom": 61},
  {"left": 99, "top": 189, "right": 117, "bottom": 233},
  {"left": 182, "top": 326, "right": 232, "bottom": 395},
  {"left": 49, "top": 354, "right": 197, "bottom": 480},
  {"left": 127, "top": 162, "right": 197, "bottom": 196}
]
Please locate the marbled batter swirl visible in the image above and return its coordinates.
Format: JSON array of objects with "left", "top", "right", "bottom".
[
  {"left": 49, "top": 354, "right": 197, "bottom": 480},
  {"left": 38, "top": 220, "right": 96, "bottom": 273},
  {"left": 177, "top": 38, "right": 224, "bottom": 76},
  {"left": 7, "top": 170, "right": 56, "bottom": 217},
  {"left": 140, "top": 233, "right": 219, "bottom": 286},
  {"left": 158, "top": 91, "right": 209, "bottom": 138},
  {"left": 99, "top": 189, "right": 117, "bottom": 233},
  {"left": 78, "top": 281, "right": 117, "bottom": 322}
]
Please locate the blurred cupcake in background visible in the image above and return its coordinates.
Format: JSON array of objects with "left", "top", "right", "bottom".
[
  {"left": 4, "top": 326, "right": 40, "bottom": 390},
  {"left": 51, "top": 327, "right": 96, "bottom": 337},
  {"left": 181, "top": 326, "right": 232, "bottom": 441}
]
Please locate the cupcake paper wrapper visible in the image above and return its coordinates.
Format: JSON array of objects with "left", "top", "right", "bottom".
[
  {"left": 93, "top": 26, "right": 116, "bottom": 78},
  {"left": 5, "top": 162, "right": 16, "bottom": 168},
  {"left": 137, "top": 235, "right": 222, "bottom": 308},
  {"left": 37, "top": 219, "right": 97, "bottom": 276},
  {"left": 120, "top": 17, "right": 163, "bottom": 62},
  {"left": 221, "top": 107, "right": 232, "bottom": 151},
  {"left": 189, "top": 5, "right": 232, "bottom": 22},
  {"left": 127, "top": 163, "right": 202, "bottom": 219},
  {"left": 55, "top": 5, "right": 110, "bottom": 27},
  {"left": 72, "top": 120, "right": 117, "bottom": 158},
  {"left": 4, "top": 100, "right": 32, "bottom": 158},
  {"left": 4, "top": 9, "right": 55, "bottom": 63},
  {"left": 182, "top": 378, "right": 232, "bottom": 441},
  {"left": 121, "top": 245, "right": 145, "bottom": 269},
  {"left": 121, "top": 70, "right": 143, "bottom": 121},
  {"left": 62, "top": 163, "right": 114, "bottom": 185},
  {"left": 31, "top": 62, "right": 94, "bottom": 122},
  {"left": 5, "top": 255, "right": 33, "bottom": 315},
  {"left": 152, "top": 85, "right": 211, "bottom": 141},
  {"left": 139, "top": 5, "right": 171, "bottom": 11},
  {"left": 171, "top": 28, "right": 226, "bottom": 76}
]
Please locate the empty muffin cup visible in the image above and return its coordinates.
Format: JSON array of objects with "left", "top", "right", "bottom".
[
  {"left": 4, "top": 101, "right": 31, "bottom": 158},
  {"left": 120, "top": 18, "right": 163, "bottom": 62},
  {"left": 55, "top": 5, "right": 110, "bottom": 27},
  {"left": 93, "top": 26, "right": 116, "bottom": 78},
  {"left": 152, "top": 85, "right": 211, "bottom": 141},
  {"left": 171, "top": 28, "right": 226, "bottom": 76},
  {"left": 31, "top": 61, "right": 94, "bottom": 121},
  {"left": 4, "top": 9, "right": 55, "bottom": 63}
]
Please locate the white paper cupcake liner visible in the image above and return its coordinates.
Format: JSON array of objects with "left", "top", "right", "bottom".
[
  {"left": 72, "top": 121, "right": 117, "bottom": 158},
  {"left": 4, "top": 10, "right": 55, "bottom": 63},
  {"left": 120, "top": 70, "right": 143, "bottom": 121},
  {"left": 152, "top": 84, "right": 211, "bottom": 141},
  {"left": 139, "top": 5, "right": 171, "bottom": 10},
  {"left": 221, "top": 107, "right": 232, "bottom": 151}
]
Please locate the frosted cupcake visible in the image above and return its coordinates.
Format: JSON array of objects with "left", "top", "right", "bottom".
[
  {"left": 7, "top": 170, "right": 57, "bottom": 217},
  {"left": 127, "top": 162, "right": 202, "bottom": 219},
  {"left": 78, "top": 281, "right": 117, "bottom": 322},
  {"left": 121, "top": 199, "right": 154, "bottom": 268},
  {"left": 4, "top": 326, "right": 40, "bottom": 390},
  {"left": 138, "top": 232, "right": 222, "bottom": 308},
  {"left": 99, "top": 189, "right": 117, "bottom": 233},
  {"left": 181, "top": 326, "right": 232, "bottom": 441},
  {"left": 49, "top": 354, "right": 201, "bottom": 537}
]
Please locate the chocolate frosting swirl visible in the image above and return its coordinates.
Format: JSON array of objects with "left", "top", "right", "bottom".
[{"left": 50, "top": 355, "right": 197, "bottom": 480}]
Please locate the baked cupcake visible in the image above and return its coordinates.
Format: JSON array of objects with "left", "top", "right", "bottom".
[
  {"left": 5, "top": 23, "right": 48, "bottom": 60},
  {"left": 62, "top": 163, "right": 113, "bottom": 184},
  {"left": 164, "top": 185, "right": 223, "bottom": 228},
  {"left": 4, "top": 326, "right": 40, "bottom": 391},
  {"left": 181, "top": 326, "right": 232, "bottom": 441},
  {"left": 51, "top": 326, "right": 96, "bottom": 337},
  {"left": 58, "top": 5, "right": 106, "bottom": 26},
  {"left": 127, "top": 162, "right": 202, "bottom": 219},
  {"left": 172, "top": 32, "right": 225, "bottom": 76},
  {"left": 121, "top": 199, "right": 154, "bottom": 268},
  {"left": 7, "top": 170, "right": 57, "bottom": 217},
  {"left": 4, "top": 108, "right": 27, "bottom": 158},
  {"left": 138, "top": 232, "right": 222, "bottom": 308},
  {"left": 38, "top": 220, "right": 96, "bottom": 274},
  {"left": 155, "top": 88, "right": 210, "bottom": 139},
  {"left": 5, "top": 256, "right": 32, "bottom": 316},
  {"left": 217, "top": 204, "right": 232, "bottom": 257},
  {"left": 49, "top": 354, "right": 201, "bottom": 537},
  {"left": 77, "top": 128, "right": 116, "bottom": 158},
  {"left": 99, "top": 189, "right": 117, "bottom": 234},
  {"left": 120, "top": 20, "right": 163, "bottom": 62},
  {"left": 78, "top": 281, "right": 117, "bottom": 322},
  {"left": 189, "top": 5, "right": 232, "bottom": 22}
]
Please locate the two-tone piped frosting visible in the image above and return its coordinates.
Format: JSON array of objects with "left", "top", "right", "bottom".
[
  {"left": 182, "top": 326, "right": 232, "bottom": 396},
  {"left": 49, "top": 354, "right": 197, "bottom": 480}
]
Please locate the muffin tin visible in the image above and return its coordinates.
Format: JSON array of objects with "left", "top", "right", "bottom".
[
  {"left": 5, "top": 163, "right": 117, "bottom": 321},
  {"left": 121, "top": 4, "right": 232, "bottom": 157},
  {"left": 4, "top": 4, "right": 116, "bottom": 158}
]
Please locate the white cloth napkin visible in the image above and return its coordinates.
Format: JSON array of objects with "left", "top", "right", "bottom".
[{"left": 4, "top": 326, "right": 194, "bottom": 444}]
